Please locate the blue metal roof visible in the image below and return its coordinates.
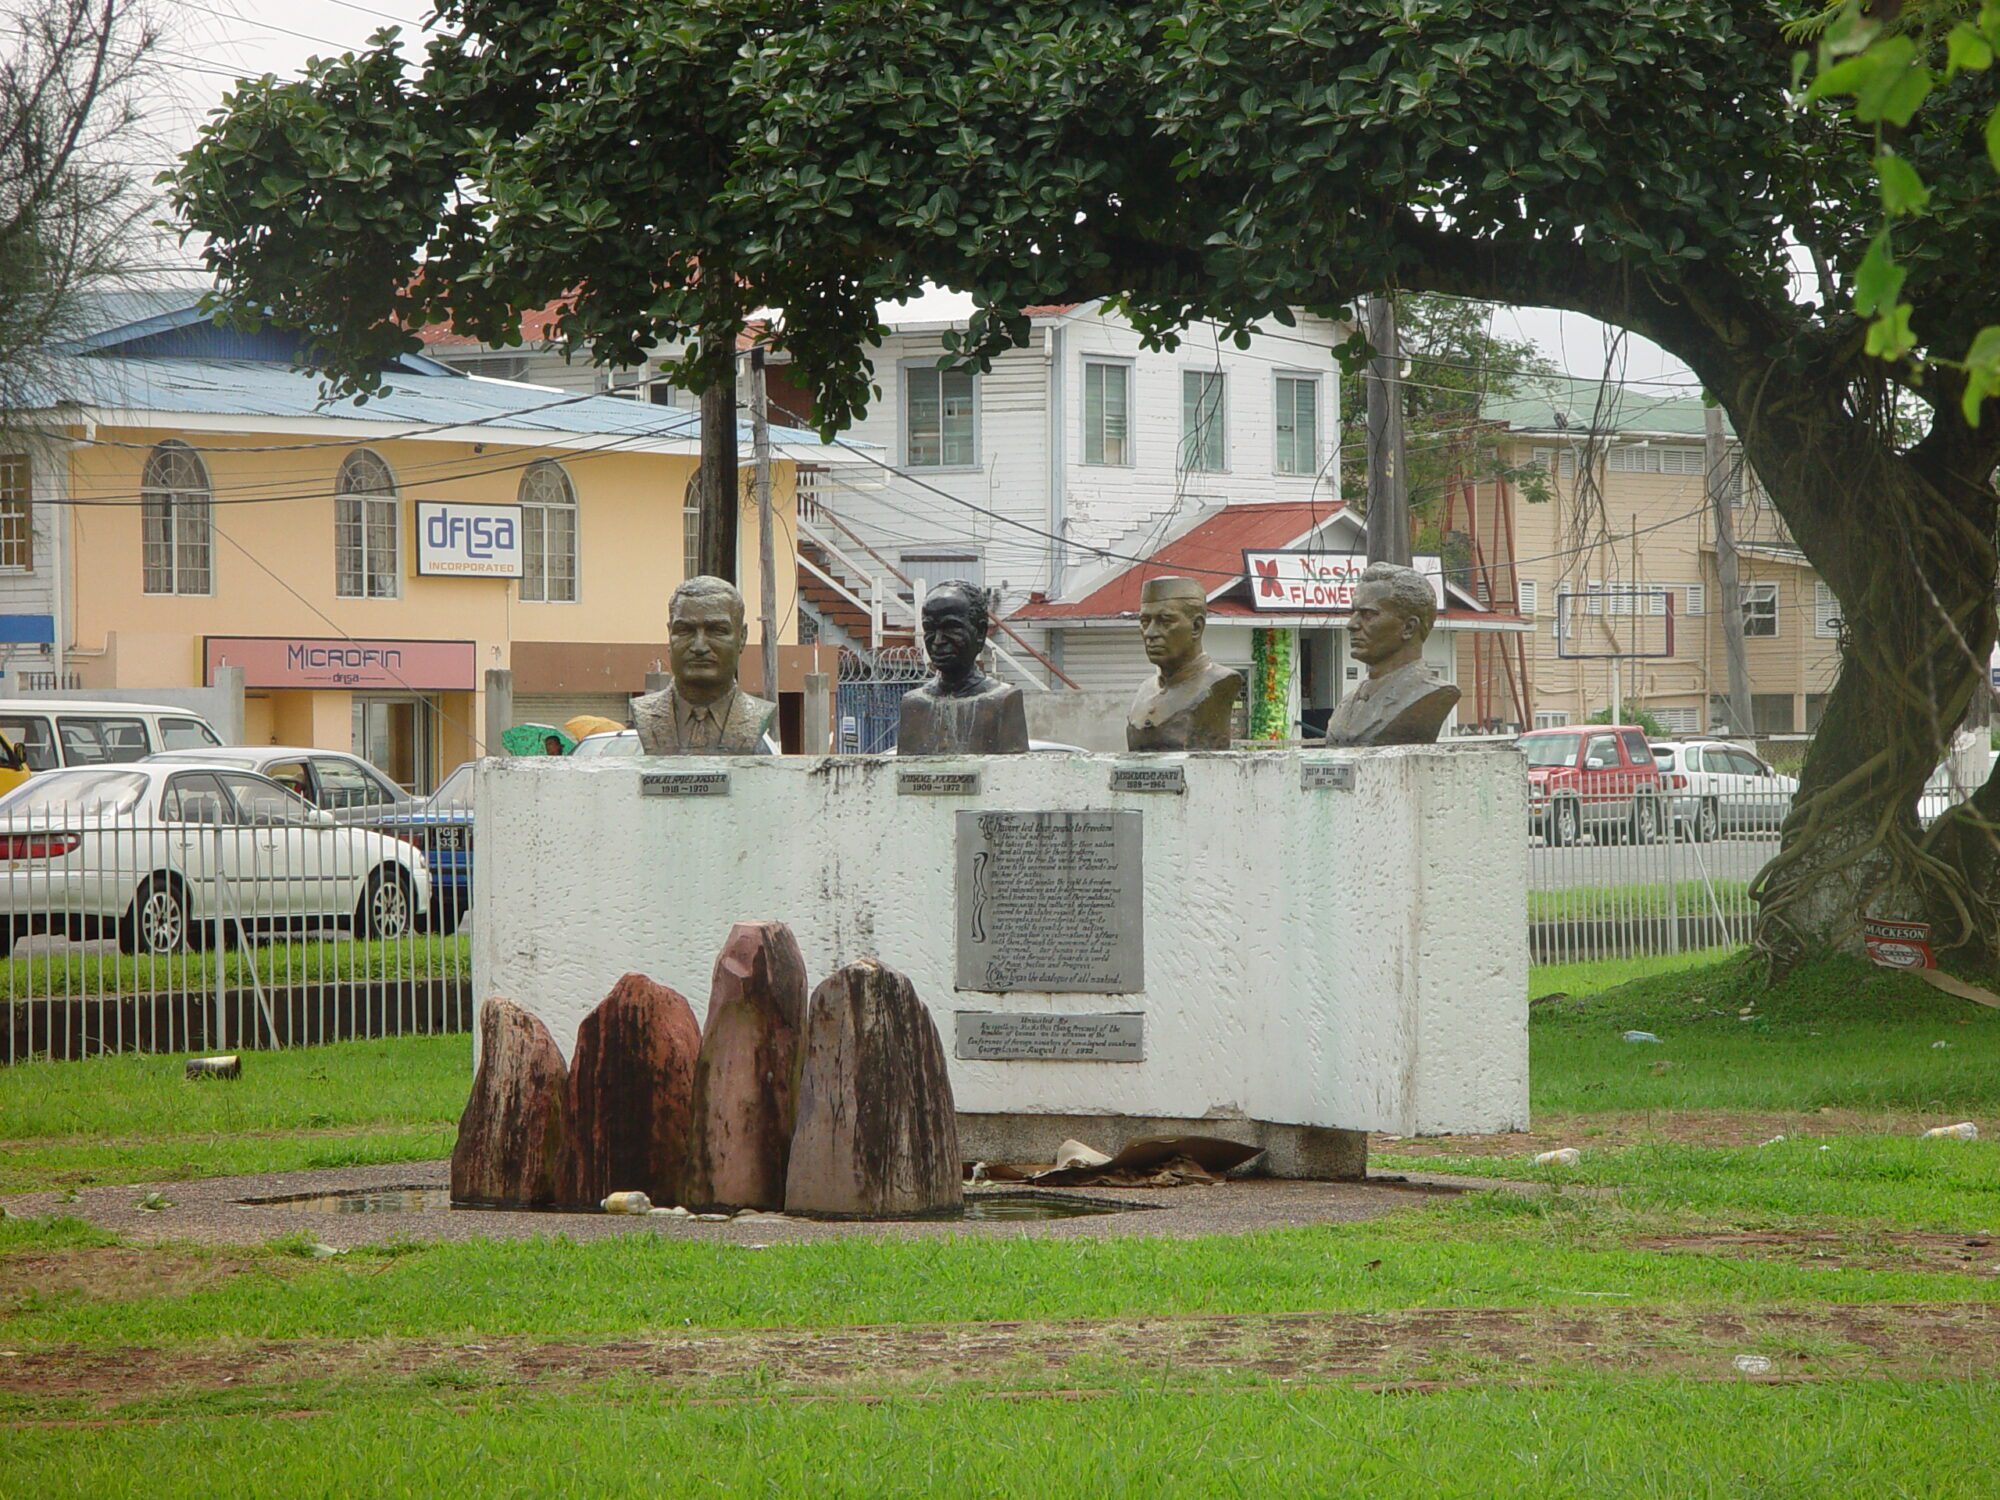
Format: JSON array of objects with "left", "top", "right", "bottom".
[{"left": 33, "top": 300, "right": 848, "bottom": 455}]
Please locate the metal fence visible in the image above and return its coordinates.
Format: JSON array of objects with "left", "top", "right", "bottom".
[
  {"left": 1528, "top": 783, "right": 1968, "bottom": 961},
  {"left": 1, "top": 789, "right": 471, "bottom": 1063},
  {"left": 836, "top": 646, "right": 928, "bottom": 754}
]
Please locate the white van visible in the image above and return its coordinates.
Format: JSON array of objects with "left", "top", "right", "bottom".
[{"left": 0, "top": 700, "right": 225, "bottom": 772}]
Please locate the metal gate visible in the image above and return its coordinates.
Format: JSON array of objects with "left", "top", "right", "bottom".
[{"left": 835, "top": 647, "right": 928, "bottom": 754}]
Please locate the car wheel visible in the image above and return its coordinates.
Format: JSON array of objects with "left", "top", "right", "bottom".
[
  {"left": 1695, "top": 798, "right": 1719, "bottom": 842},
  {"left": 1551, "top": 799, "right": 1580, "bottom": 847},
  {"left": 1631, "top": 797, "right": 1661, "bottom": 845},
  {"left": 121, "top": 875, "right": 189, "bottom": 956},
  {"left": 356, "top": 868, "right": 414, "bottom": 941}
]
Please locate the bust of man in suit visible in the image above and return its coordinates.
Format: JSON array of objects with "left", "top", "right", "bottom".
[
  {"left": 1322, "top": 562, "right": 1461, "bottom": 747},
  {"left": 897, "top": 580, "right": 1029, "bottom": 755},
  {"left": 633, "top": 576, "right": 777, "bottom": 755},
  {"left": 1126, "top": 576, "right": 1241, "bottom": 751}
]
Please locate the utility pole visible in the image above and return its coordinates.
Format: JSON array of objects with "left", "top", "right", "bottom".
[
  {"left": 1706, "top": 403, "right": 1755, "bottom": 737},
  {"left": 1363, "top": 295, "right": 1411, "bottom": 566},
  {"left": 697, "top": 321, "right": 740, "bottom": 583},
  {"left": 751, "top": 345, "right": 778, "bottom": 702}
]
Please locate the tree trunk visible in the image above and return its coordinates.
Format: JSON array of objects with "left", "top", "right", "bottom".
[
  {"left": 1732, "top": 410, "right": 1998, "bottom": 973},
  {"left": 696, "top": 321, "right": 740, "bottom": 583}
]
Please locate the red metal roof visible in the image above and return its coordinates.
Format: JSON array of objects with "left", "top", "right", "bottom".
[
  {"left": 417, "top": 302, "right": 772, "bottom": 353},
  {"left": 1013, "top": 502, "right": 1349, "bottom": 621},
  {"left": 1022, "top": 302, "right": 1083, "bottom": 317}
]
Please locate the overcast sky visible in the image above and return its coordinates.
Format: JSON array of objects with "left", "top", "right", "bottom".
[{"left": 132, "top": 1, "right": 1695, "bottom": 392}]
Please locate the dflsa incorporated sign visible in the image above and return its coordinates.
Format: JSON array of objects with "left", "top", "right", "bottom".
[{"left": 416, "top": 502, "right": 523, "bottom": 578}]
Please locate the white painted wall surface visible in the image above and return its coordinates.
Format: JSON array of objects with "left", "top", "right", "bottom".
[{"left": 472, "top": 747, "right": 1528, "bottom": 1136}]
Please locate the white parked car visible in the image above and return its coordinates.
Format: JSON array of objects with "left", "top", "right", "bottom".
[
  {"left": 570, "top": 729, "right": 642, "bottom": 759},
  {"left": 147, "top": 745, "right": 423, "bottom": 825},
  {"left": 0, "top": 764, "right": 431, "bottom": 955},
  {"left": 1649, "top": 740, "right": 1798, "bottom": 840}
]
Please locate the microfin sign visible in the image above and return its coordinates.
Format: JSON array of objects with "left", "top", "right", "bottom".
[
  {"left": 1241, "top": 550, "right": 1446, "bottom": 613},
  {"left": 416, "top": 502, "right": 523, "bottom": 578},
  {"left": 205, "top": 636, "right": 476, "bottom": 691}
]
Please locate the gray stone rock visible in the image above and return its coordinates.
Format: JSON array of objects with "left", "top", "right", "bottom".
[
  {"left": 450, "top": 998, "right": 568, "bottom": 1207},
  {"left": 687, "top": 921, "right": 809, "bottom": 1211},
  {"left": 784, "top": 960, "right": 962, "bottom": 1218}
]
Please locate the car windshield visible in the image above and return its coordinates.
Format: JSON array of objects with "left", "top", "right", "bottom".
[
  {"left": 429, "top": 764, "right": 473, "bottom": 812},
  {"left": 1519, "top": 735, "right": 1578, "bottom": 768},
  {"left": 0, "top": 769, "right": 148, "bottom": 816}
]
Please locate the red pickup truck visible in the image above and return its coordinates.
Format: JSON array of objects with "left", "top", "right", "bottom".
[{"left": 1519, "top": 725, "right": 1668, "bottom": 846}]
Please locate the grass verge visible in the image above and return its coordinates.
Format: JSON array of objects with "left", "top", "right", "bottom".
[{"left": 0, "top": 934, "right": 470, "bottom": 1001}]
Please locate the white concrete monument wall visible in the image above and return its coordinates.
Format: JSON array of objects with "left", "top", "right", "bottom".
[{"left": 471, "top": 747, "right": 1528, "bottom": 1138}]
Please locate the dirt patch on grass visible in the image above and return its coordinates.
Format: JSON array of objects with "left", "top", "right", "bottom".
[
  {"left": 1630, "top": 1230, "right": 2000, "bottom": 1278},
  {"left": 5, "top": 1304, "right": 1998, "bottom": 1417},
  {"left": 1376, "top": 1109, "right": 1980, "bottom": 1158},
  {"left": 0, "top": 1247, "right": 301, "bottom": 1312}
]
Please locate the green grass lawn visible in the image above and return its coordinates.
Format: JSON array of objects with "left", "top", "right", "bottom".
[
  {"left": 7, "top": 948, "right": 2000, "bottom": 1496},
  {"left": 1528, "top": 879, "right": 1750, "bottom": 922},
  {"left": 0, "top": 933, "right": 470, "bottom": 1000}
]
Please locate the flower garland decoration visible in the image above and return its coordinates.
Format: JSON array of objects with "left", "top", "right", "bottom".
[{"left": 1249, "top": 627, "right": 1292, "bottom": 740}]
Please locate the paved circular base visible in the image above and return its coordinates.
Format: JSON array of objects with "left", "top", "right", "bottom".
[{"left": 10, "top": 1160, "right": 1481, "bottom": 1249}]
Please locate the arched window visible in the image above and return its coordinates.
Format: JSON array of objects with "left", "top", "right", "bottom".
[
  {"left": 335, "top": 450, "right": 399, "bottom": 598},
  {"left": 141, "top": 441, "right": 211, "bottom": 595},
  {"left": 682, "top": 474, "right": 702, "bottom": 580},
  {"left": 519, "top": 460, "right": 577, "bottom": 602}
]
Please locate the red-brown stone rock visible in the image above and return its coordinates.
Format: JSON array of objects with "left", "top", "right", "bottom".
[
  {"left": 559, "top": 972, "right": 701, "bottom": 1208},
  {"left": 686, "top": 921, "right": 809, "bottom": 1210},
  {"left": 450, "top": 998, "right": 568, "bottom": 1207},
  {"left": 783, "top": 960, "right": 962, "bottom": 1218}
]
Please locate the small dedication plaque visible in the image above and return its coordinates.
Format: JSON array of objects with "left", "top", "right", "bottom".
[
  {"left": 954, "top": 1011, "right": 1145, "bottom": 1062},
  {"left": 1302, "top": 761, "right": 1356, "bottom": 792},
  {"left": 956, "top": 809, "right": 1143, "bottom": 993},
  {"left": 640, "top": 770, "right": 731, "bottom": 798},
  {"left": 1109, "top": 764, "right": 1185, "bottom": 795},
  {"left": 898, "top": 769, "right": 980, "bottom": 797}
]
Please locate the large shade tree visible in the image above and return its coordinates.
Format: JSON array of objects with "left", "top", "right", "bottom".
[{"left": 172, "top": 1, "right": 2000, "bottom": 972}]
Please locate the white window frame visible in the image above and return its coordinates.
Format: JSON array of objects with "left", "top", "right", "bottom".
[
  {"left": 0, "top": 452, "right": 30, "bottom": 573},
  {"left": 1533, "top": 710, "right": 1570, "bottom": 729},
  {"left": 334, "top": 449, "right": 401, "bottom": 600},
  {"left": 682, "top": 478, "right": 702, "bottom": 582},
  {"left": 141, "top": 441, "right": 212, "bottom": 597},
  {"left": 1518, "top": 578, "right": 1539, "bottom": 617},
  {"left": 1180, "top": 368, "right": 1228, "bottom": 474},
  {"left": 1081, "top": 358, "right": 1133, "bottom": 468},
  {"left": 1814, "top": 581, "right": 1842, "bottom": 638},
  {"left": 1531, "top": 445, "right": 1578, "bottom": 480},
  {"left": 1742, "top": 581, "right": 1778, "bottom": 638},
  {"left": 902, "top": 360, "right": 980, "bottom": 470},
  {"left": 518, "top": 460, "right": 579, "bottom": 604},
  {"left": 1653, "top": 706, "right": 1700, "bottom": 735},
  {"left": 1272, "top": 371, "right": 1321, "bottom": 477}
]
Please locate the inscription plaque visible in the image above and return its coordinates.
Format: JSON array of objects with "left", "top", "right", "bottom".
[
  {"left": 956, "top": 809, "right": 1143, "bottom": 993},
  {"left": 1110, "top": 765, "right": 1185, "bottom": 795},
  {"left": 640, "top": 770, "right": 731, "bottom": 798},
  {"left": 1302, "top": 761, "right": 1356, "bottom": 792},
  {"left": 898, "top": 769, "right": 981, "bottom": 797},
  {"left": 954, "top": 1011, "right": 1145, "bottom": 1062}
]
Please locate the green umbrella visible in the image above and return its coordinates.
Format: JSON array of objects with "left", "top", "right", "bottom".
[{"left": 502, "top": 723, "right": 576, "bottom": 756}]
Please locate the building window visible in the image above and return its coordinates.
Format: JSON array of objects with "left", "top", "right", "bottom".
[
  {"left": 334, "top": 450, "right": 399, "bottom": 599},
  {"left": 1082, "top": 361, "right": 1131, "bottom": 466},
  {"left": 1607, "top": 444, "right": 1705, "bottom": 475},
  {"left": 1653, "top": 706, "right": 1700, "bottom": 735},
  {"left": 141, "top": 441, "right": 211, "bottom": 596},
  {"left": 1181, "top": 370, "right": 1227, "bottom": 472},
  {"left": 682, "top": 477, "right": 702, "bottom": 581},
  {"left": 906, "top": 365, "right": 977, "bottom": 468},
  {"left": 900, "top": 551, "right": 983, "bottom": 604},
  {"left": 1274, "top": 374, "right": 1319, "bottom": 476},
  {"left": 1533, "top": 710, "right": 1570, "bottom": 729},
  {"left": 519, "top": 460, "right": 578, "bottom": 603},
  {"left": 1752, "top": 692, "right": 1796, "bottom": 734},
  {"left": 1518, "top": 578, "right": 1539, "bottom": 617},
  {"left": 1531, "top": 445, "right": 1579, "bottom": 480},
  {"left": 1814, "top": 581, "right": 1842, "bottom": 638},
  {"left": 0, "top": 453, "right": 29, "bottom": 572},
  {"left": 1742, "top": 582, "right": 1778, "bottom": 638}
]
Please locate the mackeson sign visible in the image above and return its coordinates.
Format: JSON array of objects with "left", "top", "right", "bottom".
[{"left": 1241, "top": 550, "right": 1447, "bottom": 614}]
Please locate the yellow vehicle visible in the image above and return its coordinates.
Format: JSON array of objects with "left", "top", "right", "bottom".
[{"left": 0, "top": 732, "right": 28, "bottom": 799}]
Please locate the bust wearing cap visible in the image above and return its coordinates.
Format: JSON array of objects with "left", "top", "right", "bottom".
[
  {"left": 1126, "top": 576, "right": 1242, "bottom": 751},
  {"left": 1322, "top": 562, "right": 1461, "bottom": 747}
]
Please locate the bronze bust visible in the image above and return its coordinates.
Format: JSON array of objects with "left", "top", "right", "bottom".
[
  {"left": 1323, "top": 562, "right": 1461, "bottom": 747},
  {"left": 1126, "top": 576, "right": 1241, "bottom": 751},
  {"left": 633, "top": 576, "right": 778, "bottom": 755},
  {"left": 897, "top": 580, "right": 1028, "bottom": 755}
]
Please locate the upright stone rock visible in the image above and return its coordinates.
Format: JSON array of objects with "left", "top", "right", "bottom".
[
  {"left": 450, "top": 998, "right": 568, "bottom": 1207},
  {"left": 687, "top": 921, "right": 809, "bottom": 1210},
  {"left": 560, "top": 973, "right": 701, "bottom": 1208},
  {"left": 784, "top": 960, "right": 962, "bottom": 1218}
]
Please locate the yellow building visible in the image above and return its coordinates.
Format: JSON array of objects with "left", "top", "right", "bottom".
[{"left": 18, "top": 296, "right": 840, "bottom": 790}]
